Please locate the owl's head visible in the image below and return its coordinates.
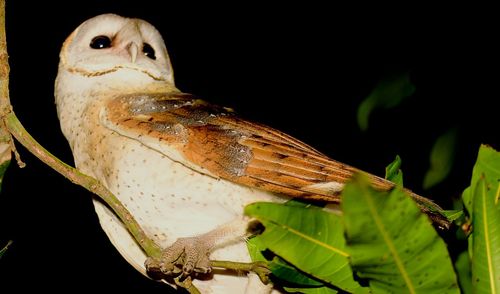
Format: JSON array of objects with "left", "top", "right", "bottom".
[{"left": 58, "top": 14, "right": 174, "bottom": 85}]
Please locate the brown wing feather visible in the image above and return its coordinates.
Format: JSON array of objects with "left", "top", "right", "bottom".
[
  {"left": 104, "top": 92, "right": 450, "bottom": 228},
  {"left": 104, "top": 92, "right": 394, "bottom": 204}
]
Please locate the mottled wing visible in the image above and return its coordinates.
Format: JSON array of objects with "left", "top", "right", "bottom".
[{"left": 102, "top": 92, "right": 393, "bottom": 203}]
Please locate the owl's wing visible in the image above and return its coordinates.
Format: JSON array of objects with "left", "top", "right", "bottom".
[{"left": 101, "top": 92, "right": 393, "bottom": 203}]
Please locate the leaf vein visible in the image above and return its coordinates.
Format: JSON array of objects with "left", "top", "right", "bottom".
[
  {"left": 363, "top": 190, "right": 416, "bottom": 294},
  {"left": 264, "top": 218, "right": 349, "bottom": 257},
  {"left": 481, "top": 180, "right": 496, "bottom": 294}
]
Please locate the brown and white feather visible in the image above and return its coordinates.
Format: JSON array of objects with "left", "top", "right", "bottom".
[{"left": 104, "top": 92, "right": 395, "bottom": 202}]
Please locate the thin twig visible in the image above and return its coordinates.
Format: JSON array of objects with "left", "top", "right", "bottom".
[{"left": 0, "top": 0, "right": 12, "bottom": 167}]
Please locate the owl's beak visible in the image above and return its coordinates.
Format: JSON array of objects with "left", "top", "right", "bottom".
[{"left": 128, "top": 42, "right": 139, "bottom": 63}]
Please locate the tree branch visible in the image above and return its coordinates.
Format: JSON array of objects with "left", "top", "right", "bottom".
[{"left": 0, "top": 0, "right": 12, "bottom": 168}]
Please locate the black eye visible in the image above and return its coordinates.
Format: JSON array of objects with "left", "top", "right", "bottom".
[
  {"left": 143, "top": 43, "right": 156, "bottom": 60},
  {"left": 90, "top": 35, "right": 112, "bottom": 49}
]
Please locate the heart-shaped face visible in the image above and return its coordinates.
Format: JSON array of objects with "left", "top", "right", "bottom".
[{"left": 59, "top": 13, "right": 174, "bottom": 83}]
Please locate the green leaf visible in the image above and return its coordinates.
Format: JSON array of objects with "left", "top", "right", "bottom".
[
  {"left": 442, "top": 210, "right": 464, "bottom": 222},
  {"left": 423, "top": 129, "right": 458, "bottom": 189},
  {"left": 471, "top": 175, "right": 500, "bottom": 293},
  {"left": 245, "top": 202, "right": 368, "bottom": 293},
  {"left": 462, "top": 146, "right": 500, "bottom": 292},
  {"left": 284, "top": 286, "right": 339, "bottom": 293},
  {"left": 246, "top": 237, "right": 267, "bottom": 262},
  {"left": 357, "top": 72, "right": 415, "bottom": 131},
  {"left": 269, "top": 257, "right": 324, "bottom": 287},
  {"left": 0, "top": 240, "right": 12, "bottom": 259},
  {"left": 284, "top": 198, "right": 318, "bottom": 208},
  {"left": 385, "top": 155, "right": 403, "bottom": 186},
  {"left": 455, "top": 251, "right": 472, "bottom": 294},
  {"left": 247, "top": 237, "right": 324, "bottom": 287},
  {"left": 463, "top": 145, "right": 500, "bottom": 218},
  {"left": 342, "top": 174, "right": 459, "bottom": 294}
]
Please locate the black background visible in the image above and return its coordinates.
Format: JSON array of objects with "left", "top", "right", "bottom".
[{"left": 0, "top": 2, "right": 498, "bottom": 292}]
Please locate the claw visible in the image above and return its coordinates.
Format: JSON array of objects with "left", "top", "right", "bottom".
[
  {"left": 145, "top": 236, "right": 212, "bottom": 279},
  {"left": 160, "top": 261, "right": 177, "bottom": 275},
  {"left": 145, "top": 257, "right": 167, "bottom": 279}
]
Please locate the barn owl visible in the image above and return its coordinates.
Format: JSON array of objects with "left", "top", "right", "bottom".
[{"left": 55, "top": 14, "right": 447, "bottom": 293}]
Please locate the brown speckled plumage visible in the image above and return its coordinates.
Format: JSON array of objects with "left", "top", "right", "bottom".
[{"left": 105, "top": 92, "right": 397, "bottom": 202}]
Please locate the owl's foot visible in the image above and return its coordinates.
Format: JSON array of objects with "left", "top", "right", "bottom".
[
  {"left": 145, "top": 236, "right": 212, "bottom": 278},
  {"left": 146, "top": 218, "right": 251, "bottom": 279}
]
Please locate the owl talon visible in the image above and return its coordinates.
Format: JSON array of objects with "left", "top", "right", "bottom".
[{"left": 145, "top": 236, "right": 212, "bottom": 279}]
